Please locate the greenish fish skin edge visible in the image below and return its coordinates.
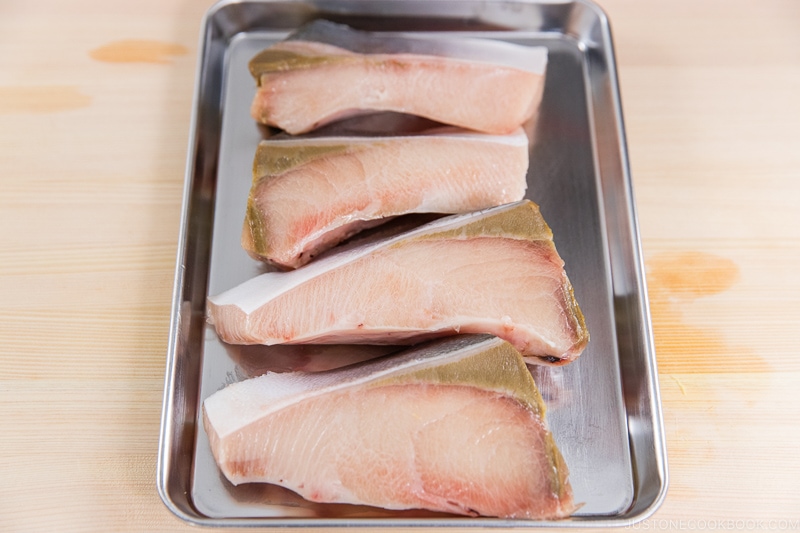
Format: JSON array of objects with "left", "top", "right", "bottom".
[
  {"left": 249, "top": 48, "right": 357, "bottom": 84},
  {"left": 246, "top": 143, "right": 368, "bottom": 258}
]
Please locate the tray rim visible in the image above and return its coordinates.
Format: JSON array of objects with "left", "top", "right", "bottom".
[{"left": 157, "top": 0, "right": 668, "bottom": 527}]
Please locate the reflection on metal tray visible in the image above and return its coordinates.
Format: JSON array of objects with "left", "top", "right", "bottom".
[{"left": 158, "top": 0, "right": 667, "bottom": 527}]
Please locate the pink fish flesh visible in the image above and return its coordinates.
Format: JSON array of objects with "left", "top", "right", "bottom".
[
  {"left": 209, "top": 201, "right": 589, "bottom": 364},
  {"left": 249, "top": 21, "right": 548, "bottom": 135},
  {"left": 243, "top": 128, "right": 529, "bottom": 269},
  {"left": 203, "top": 334, "right": 575, "bottom": 518}
]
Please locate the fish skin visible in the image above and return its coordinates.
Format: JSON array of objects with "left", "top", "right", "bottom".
[
  {"left": 243, "top": 131, "right": 529, "bottom": 269},
  {"left": 249, "top": 38, "right": 546, "bottom": 135},
  {"left": 203, "top": 335, "right": 575, "bottom": 519},
  {"left": 209, "top": 201, "right": 589, "bottom": 364}
]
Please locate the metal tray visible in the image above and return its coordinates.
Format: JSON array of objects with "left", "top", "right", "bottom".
[{"left": 157, "top": 0, "right": 667, "bottom": 527}]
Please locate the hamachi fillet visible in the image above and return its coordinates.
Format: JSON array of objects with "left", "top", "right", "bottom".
[
  {"left": 209, "top": 200, "right": 589, "bottom": 364},
  {"left": 203, "top": 335, "right": 575, "bottom": 518},
  {"left": 249, "top": 21, "right": 548, "bottom": 135},
  {"left": 243, "top": 129, "right": 529, "bottom": 269}
]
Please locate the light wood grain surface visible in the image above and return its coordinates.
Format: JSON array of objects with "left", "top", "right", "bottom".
[{"left": 1, "top": 0, "right": 798, "bottom": 531}]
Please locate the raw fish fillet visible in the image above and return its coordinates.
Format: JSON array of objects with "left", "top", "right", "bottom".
[
  {"left": 203, "top": 335, "right": 575, "bottom": 518},
  {"left": 243, "top": 129, "right": 529, "bottom": 269},
  {"left": 249, "top": 21, "right": 548, "bottom": 134},
  {"left": 209, "top": 201, "right": 588, "bottom": 364}
]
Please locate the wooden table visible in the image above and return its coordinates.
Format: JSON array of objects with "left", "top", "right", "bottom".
[{"left": 1, "top": 0, "right": 798, "bottom": 531}]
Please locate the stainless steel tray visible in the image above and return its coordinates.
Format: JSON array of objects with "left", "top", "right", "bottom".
[{"left": 158, "top": 0, "right": 667, "bottom": 527}]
